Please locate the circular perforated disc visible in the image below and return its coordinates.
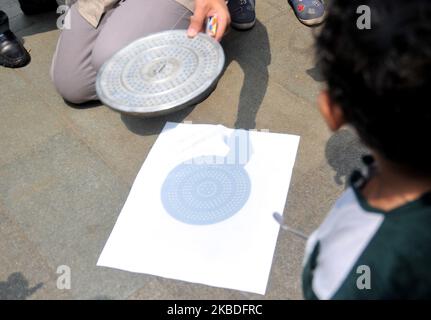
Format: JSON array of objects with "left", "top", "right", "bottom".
[
  {"left": 96, "top": 30, "right": 225, "bottom": 116},
  {"left": 161, "top": 157, "right": 251, "bottom": 225}
]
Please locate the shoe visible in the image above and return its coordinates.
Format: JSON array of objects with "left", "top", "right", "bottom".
[
  {"left": 18, "top": 0, "right": 58, "bottom": 16},
  {"left": 0, "top": 30, "right": 31, "bottom": 68},
  {"left": 228, "top": 0, "right": 256, "bottom": 30},
  {"left": 289, "top": 0, "right": 326, "bottom": 26}
]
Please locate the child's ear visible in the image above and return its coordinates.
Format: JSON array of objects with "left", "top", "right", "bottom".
[{"left": 318, "top": 91, "right": 346, "bottom": 131}]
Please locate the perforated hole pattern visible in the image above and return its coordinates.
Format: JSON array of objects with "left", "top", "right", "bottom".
[{"left": 96, "top": 30, "right": 225, "bottom": 114}]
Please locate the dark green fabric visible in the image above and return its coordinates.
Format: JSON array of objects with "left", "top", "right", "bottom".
[
  {"left": 333, "top": 190, "right": 431, "bottom": 299},
  {"left": 302, "top": 170, "right": 431, "bottom": 299},
  {"left": 302, "top": 241, "right": 320, "bottom": 300}
]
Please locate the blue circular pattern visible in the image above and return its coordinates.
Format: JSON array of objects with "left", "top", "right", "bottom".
[{"left": 161, "top": 158, "right": 251, "bottom": 225}]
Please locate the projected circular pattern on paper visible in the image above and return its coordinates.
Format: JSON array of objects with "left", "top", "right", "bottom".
[{"left": 161, "top": 159, "right": 251, "bottom": 225}]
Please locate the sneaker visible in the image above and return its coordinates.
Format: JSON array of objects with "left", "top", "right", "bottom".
[
  {"left": 228, "top": 0, "right": 256, "bottom": 30},
  {"left": 289, "top": 0, "right": 326, "bottom": 26}
]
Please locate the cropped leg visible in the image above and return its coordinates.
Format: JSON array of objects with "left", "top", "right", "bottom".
[
  {"left": 51, "top": 0, "right": 192, "bottom": 104},
  {"left": 50, "top": 4, "right": 110, "bottom": 103}
]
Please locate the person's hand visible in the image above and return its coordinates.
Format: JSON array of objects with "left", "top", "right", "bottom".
[{"left": 187, "top": 0, "right": 231, "bottom": 42}]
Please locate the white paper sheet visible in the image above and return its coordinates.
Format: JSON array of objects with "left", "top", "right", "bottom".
[{"left": 97, "top": 122, "right": 300, "bottom": 295}]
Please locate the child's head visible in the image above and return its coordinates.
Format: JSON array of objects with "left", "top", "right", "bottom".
[{"left": 317, "top": 0, "right": 431, "bottom": 172}]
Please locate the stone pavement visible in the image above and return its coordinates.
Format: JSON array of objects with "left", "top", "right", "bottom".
[{"left": 0, "top": 0, "right": 368, "bottom": 299}]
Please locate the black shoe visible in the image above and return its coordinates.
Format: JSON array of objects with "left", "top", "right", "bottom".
[
  {"left": 18, "top": 0, "right": 58, "bottom": 16},
  {"left": 228, "top": 0, "right": 256, "bottom": 30},
  {"left": 0, "top": 30, "right": 31, "bottom": 68}
]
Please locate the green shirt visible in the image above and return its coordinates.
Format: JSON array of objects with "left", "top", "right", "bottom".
[{"left": 302, "top": 162, "right": 431, "bottom": 299}]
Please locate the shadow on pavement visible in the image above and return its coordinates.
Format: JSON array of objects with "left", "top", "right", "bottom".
[
  {"left": 325, "top": 129, "right": 369, "bottom": 188},
  {"left": 120, "top": 105, "right": 196, "bottom": 136},
  {"left": 306, "top": 65, "right": 325, "bottom": 82},
  {"left": 64, "top": 99, "right": 104, "bottom": 110},
  {"left": 224, "top": 20, "right": 271, "bottom": 130},
  {"left": 0, "top": 272, "right": 43, "bottom": 300}
]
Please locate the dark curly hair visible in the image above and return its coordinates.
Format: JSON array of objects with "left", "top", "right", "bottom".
[{"left": 316, "top": 0, "right": 431, "bottom": 172}]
